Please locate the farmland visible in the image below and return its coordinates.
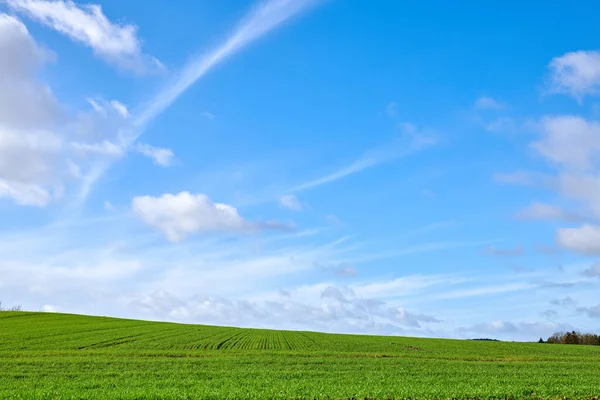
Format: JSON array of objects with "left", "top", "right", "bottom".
[{"left": 1, "top": 312, "right": 599, "bottom": 399}]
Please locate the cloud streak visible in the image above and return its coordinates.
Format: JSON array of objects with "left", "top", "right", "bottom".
[
  {"left": 4, "top": 0, "right": 162, "bottom": 73},
  {"left": 133, "top": 0, "right": 322, "bottom": 132},
  {"left": 79, "top": 0, "right": 323, "bottom": 202},
  {"left": 291, "top": 132, "right": 437, "bottom": 193}
]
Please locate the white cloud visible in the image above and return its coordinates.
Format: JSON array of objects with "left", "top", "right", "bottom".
[
  {"left": 0, "top": 180, "right": 51, "bottom": 206},
  {"left": 515, "top": 202, "right": 583, "bottom": 222},
  {"left": 532, "top": 116, "right": 600, "bottom": 170},
  {"left": 133, "top": 142, "right": 174, "bottom": 167},
  {"left": 279, "top": 194, "right": 303, "bottom": 211},
  {"left": 5, "top": 0, "right": 162, "bottom": 73},
  {"left": 2, "top": 213, "right": 597, "bottom": 339},
  {"left": 548, "top": 50, "right": 600, "bottom": 101},
  {"left": 0, "top": 13, "right": 139, "bottom": 207},
  {"left": 583, "top": 262, "right": 600, "bottom": 278},
  {"left": 132, "top": 192, "right": 251, "bottom": 242},
  {"left": 577, "top": 303, "right": 600, "bottom": 319},
  {"left": 81, "top": 0, "right": 324, "bottom": 200},
  {"left": 503, "top": 117, "right": 600, "bottom": 257},
  {"left": 556, "top": 224, "right": 600, "bottom": 255},
  {"left": 71, "top": 140, "right": 123, "bottom": 158},
  {"left": 200, "top": 111, "right": 214, "bottom": 120},
  {"left": 474, "top": 96, "right": 505, "bottom": 110},
  {"left": 110, "top": 100, "right": 129, "bottom": 118},
  {"left": 0, "top": 13, "right": 62, "bottom": 206},
  {"left": 129, "top": 285, "right": 440, "bottom": 333},
  {"left": 132, "top": 191, "right": 289, "bottom": 242},
  {"left": 86, "top": 98, "right": 103, "bottom": 114},
  {"left": 556, "top": 173, "right": 600, "bottom": 218}
]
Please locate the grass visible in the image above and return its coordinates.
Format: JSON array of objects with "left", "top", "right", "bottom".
[{"left": 1, "top": 312, "right": 599, "bottom": 399}]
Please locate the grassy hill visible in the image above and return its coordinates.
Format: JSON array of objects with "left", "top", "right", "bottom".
[{"left": 1, "top": 312, "right": 599, "bottom": 399}]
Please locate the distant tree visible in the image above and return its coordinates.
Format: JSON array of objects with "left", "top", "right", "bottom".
[
  {"left": 562, "top": 331, "right": 580, "bottom": 345},
  {"left": 580, "top": 333, "right": 598, "bottom": 346},
  {"left": 547, "top": 331, "right": 599, "bottom": 346},
  {"left": 546, "top": 332, "right": 563, "bottom": 344},
  {"left": 0, "top": 301, "right": 22, "bottom": 312},
  {"left": 538, "top": 337, "right": 544, "bottom": 343}
]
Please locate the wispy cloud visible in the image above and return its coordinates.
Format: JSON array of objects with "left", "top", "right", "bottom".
[
  {"left": 386, "top": 101, "right": 399, "bottom": 117},
  {"left": 435, "top": 282, "right": 535, "bottom": 300},
  {"left": 343, "top": 239, "right": 499, "bottom": 265},
  {"left": 474, "top": 96, "right": 505, "bottom": 111},
  {"left": 133, "top": 142, "right": 174, "bottom": 167},
  {"left": 132, "top": 0, "right": 322, "bottom": 132},
  {"left": 547, "top": 50, "right": 600, "bottom": 101},
  {"left": 279, "top": 194, "right": 304, "bottom": 211},
  {"left": 583, "top": 262, "right": 600, "bottom": 278},
  {"left": 78, "top": 0, "right": 323, "bottom": 202},
  {"left": 483, "top": 245, "right": 526, "bottom": 257},
  {"left": 291, "top": 131, "right": 437, "bottom": 193},
  {"left": 4, "top": 0, "right": 162, "bottom": 73},
  {"left": 515, "top": 202, "right": 585, "bottom": 222}
]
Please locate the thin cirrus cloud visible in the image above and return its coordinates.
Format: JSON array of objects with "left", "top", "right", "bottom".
[
  {"left": 279, "top": 194, "right": 303, "bottom": 211},
  {"left": 4, "top": 0, "right": 163, "bottom": 73},
  {"left": 291, "top": 129, "right": 437, "bottom": 193},
  {"left": 474, "top": 96, "right": 505, "bottom": 111},
  {"left": 514, "top": 202, "right": 584, "bottom": 222},
  {"left": 583, "top": 262, "right": 600, "bottom": 278},
  {"left": 78, "top": 0, "right": 324, "bottom": 202},
  {"left": 133, "top": 142, "right": 174, "bottom": 167},
  {"left": 483, "top": 245, "right": 526, "bottom": 257},
  {"left": 132, "top": 0, "right": 323, "bottom": 132}
]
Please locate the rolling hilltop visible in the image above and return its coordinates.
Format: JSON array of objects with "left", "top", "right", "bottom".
[{"left": 1, "top": 312, "right": 600, "bottom": 399}]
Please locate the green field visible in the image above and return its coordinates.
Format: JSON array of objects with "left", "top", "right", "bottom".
[{"left": 1, "top": 312, "right": 599, "bottom": 399}]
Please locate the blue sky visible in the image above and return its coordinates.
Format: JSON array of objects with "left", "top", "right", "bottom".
[{"left": 1, "top": 0, "right": 599, "bottom": 341}]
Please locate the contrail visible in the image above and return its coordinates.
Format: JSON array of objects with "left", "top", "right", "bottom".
[
  {"left": 290, "top": 134, "right": 437, "bottom": 193},
  {"left": 133, "top": 0, "right": 322, "bottom": 133},
  {"left": 78, "top": 0, "right": 322, "bottom": 202}
]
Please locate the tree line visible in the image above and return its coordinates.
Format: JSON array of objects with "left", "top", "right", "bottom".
[{"left": 540, "top": 331, "right": 600, "bottom": 346}]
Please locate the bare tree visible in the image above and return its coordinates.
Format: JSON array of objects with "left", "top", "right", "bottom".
[
  {"left": 546, "top": 331, "right": 600, "bottom": 346},
  {"left": 0, "top": 301, "right": 22, "bottom": 312}
]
